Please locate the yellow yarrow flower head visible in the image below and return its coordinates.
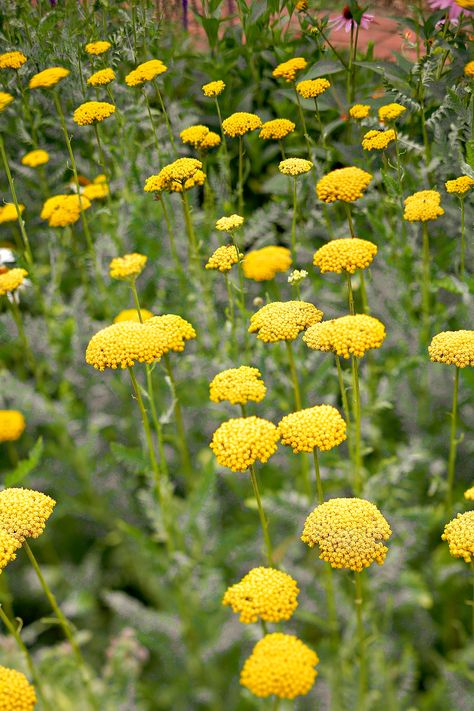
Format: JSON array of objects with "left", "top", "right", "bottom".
[
  {"left": 87, "top": 68, "right": 115, "bottom": 86},
  {"left": 210, "top": 416, "right": 279, "bottom": 471},
  {"left": 41, "top": 194, "right": 91, "bottom": 227},
  {"left": 0, "top": 92, "right": 14, "bottom": 112},
  {"left": 109, "top": 253, "right": 147, "bottom": 281},
  {"left": 442, "top": 511, "right": 474, "bottom": 563},
  {"left": 313, "top": 238, "right": 377, "bottom": 274},
  {"left": 259, "top": 119, "right": 295, "bottom": 140},
  {"left": 29, "top": 67, "right": 69, "bottom": 89},
  {"left": 85, "top": 40, "right": 111, "bottom": 55},
  {"left": 222, "top": 112, "right": 262, "bottom": 137},
  {"left": 144, "top": 158, "right": 203, "bottom": 193},
  {"left": 200, "top": 131, "right": 221, "bottom": 150},
  {"left": 0, "top": 51, "right": 27, "bottom": 70},
  {"left": 272, "top": 57, "right": 308, "bottom": 83},
  {"left": 21, "top": 149, "right": 49, "bottom": 167},
  {"left": 223, "top": 567, "right": 299, "bottom": 623},
  {"left": 429, "top": 330, "right": 474, "bottom": 368},
  {"left": 73, "top": 100, "right": 115, "bottom": 125},
  {"left": 202, "top": 80, "right": 225, "bottom": 97},
  {"left": 296, "top": 78, "right": 330, "bottom": 98},
  {"left": 464, "top": 61, "right": 474, "bottom": 78},
  {"left": 125, "top": 59, "right": 167, "bottom": 87},
  {"left": 243, "top": 246, "right": 292, "bottom": 282},
  {"left": 464, "top": 486, "right": 474, "bottom": 501},
  {"left": 83, "top": 180, "right": 109, "bottom": 201},
  {"left": 147, "top": 315, "right": 196, "bottom": 354},
  {"left": 302, "top": 498, "right": 392, "bottom": 571},
  {"left": 349, "top": 104, "right": 371, "bottom": 120},
  {"left": 445, "top": 175, "right": 474, "bottom": 195},
  {"left": 378, "top": 103, "right": 406, "bottom": 123},
  {"left": 205, "top": 245, "right": 241, "bottom": 273},
  {"left": 0, "top": 488, "right": 56, "bottom": 543},
  {"left": 216, "top": 214, "right": 244, "bottom": 232},
  {"left": 0, "top": 203, "right": 24, "bottom": 223},
  {"left": 403, "top": 190, "right": 444, "bottom": 222},
  {"left": 317, "top": 167, "right": 373, "bottom": 203},
  {"left": 278, "top": 405, "right": 346, "bottom": 453},
  {"left": 0, "top": 531, "right": 20, "bottom": 573},
  {"left": 304, "top": 314, "right": 386, "bottom": 359},
  {"left": 249, "top": 301, "right": 323, "bottom": 343},
  {"left": 209, "top": 366, "right": 266, "bottom": 405},
  {"left": 279, "top": 158, "right": 313, "bottom": 176},
  {"left": 241, "top": 633, "right": 318, "bottom": 699},
  {"left": 180, "top": 124, "right": 210, "bottom": 148},
  {"left": 0, "top": 268, "right": 28, "bottom": 296},
  {"left": 362, "top": 129, "right": 396, "bottom": 151},
  {"left": 114, "top": 308, "right": 154, "bottom": 323},
  {"left": 0, "top": 411, "right": 25, "bottom": 442},
  {"left": 0, "top": 666, "right": 36, "bottom": 709}
]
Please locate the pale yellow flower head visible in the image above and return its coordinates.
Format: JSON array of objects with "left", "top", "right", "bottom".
[
  {"left": 243, "top": 246, "right": 292, "bottom": 282},
  {"left": 41, "top": 194, "right": 91, "bottom": 227},
  {"left": 73, "top": 101, "right": 115, "bottom": 125},
  {"left": 304, "top": 314, "right": 386, "bottom": 359},
  {"left": 200, "top": 131, "right": 221, "bottom": 150},
  {"left": 442, "top": 511, "right": 474, "bottom": 563},
  {"left": 0, "top": 488, "right": 56, "bottom": 543},
  {"left": 317, "top": 167, "right": 373, "bottom": 203},
  {"left": 378, "top": 103, "right": 406, "bottom": 123},
  {"left": 259, "top": 119, "right": 295, "bottom": 140},
  {"left": 279, "top": 158, "right": 313, "bottom": 176},
  {"left": 429, "top": 330, "right": 474, "bottom": 368},
  {"left": 210, "top": 416, "right": 279, "bottom": 472},
  {"left": 144, "top": 158, "right": 203, "bottom": 193},
  {"left": 278, "top": 405, "right": 346, "bottom": 453},
  {"left": 29, "top": 67, "right": 69, "bottom": 89},
  {"left": 87, "top": 68, "right": 115, "bottom": 86},
  {"left": 209, "top": 366, "right": 266, "bottom": 405},
  {"left": 445, "top": 176, "right": 474, "bottom": 195},
  {"left": 313, "top": 238, "right": 377, "bottom": 274},
  {"left": 403, "top": 190, "right": 444, "bottom": 222},
  {"left": 215, "top": 214, "right": 244, "bottom": 232},
  {"left": 349, "top": 104, "right": 371, "bottom": 120},
  {"left": 362, "top": 129, "right": 396, "bottom": 151},
  {"left": 205, "top": 245, "right": 241, "bottom": 273},
  {"left": 109, "top": 253, "right": 147, "bottom": 280},
  {"left": 249, "top": 301, "right": 323, "bottom": 343}
]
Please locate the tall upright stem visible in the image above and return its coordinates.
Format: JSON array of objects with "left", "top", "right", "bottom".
[
  {"left": 355, "top": 571, "right": 367, "bottom": 709},
  {"left": 345, "top": 202, "right": 356, "bottom": 238},
  {"left": 351, "top": 356, "right": 362, "bottom": 495},
  {"left": 421, "top": 222, "right": 430, "bottom": 341},
  {"left": 143, "top": 90, "right": 162, "bottom": 158},
  {"left": 346, "top": 272, "right": 355, "bottom": 314},
  {"left": 291, "top": 176, "right": 297, "bottom": 261},
  {"left": 312, "top": 448, "right": 324, "bottom": 503},
  {"left": 238, "top": 136, "right": 244, "bottom": 215},
  {"left": 460, "top": 197, "right": 466, "bottom": 280},
  {"left": 294, "top": 87, "right": 312, "bottom": 163},
  {"left": 446, "top": 366, "right": 459, "bottom": 511},
  {"left": 153, "top": 80, "right": 176, "bottom": 154},
  {"left": 359, "top": 271, "right": 369, "bottom": 314},
  {"left": 285, "top": 340, "right": 302, "bottom": 410},
  {"left": 0, "top": 134, "right": 33, "bottom": 267},
  {"left": 249, "top": 464, "right": 273, "bottom": 566},
  {"left": 214, "top": 97, "right": 232, "bottom": 201},
  {"left": 181, "top": 191, "right": 199, "bottom": 265},
  {"left": 163, "top": 353, "right": 192, "bottom": 477}
]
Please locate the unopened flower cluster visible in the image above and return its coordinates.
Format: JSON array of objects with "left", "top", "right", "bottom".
[
  {"left": 209, "top": 366, "right": 266, "bottom": 405},
  {"left": 429, "top": 330, "right": 474, "bottom": 368},
  {"left": 210, "top": 416, "right": 279, "bottom": 471},
  {"left": 442, "top": 512, "right": 474, "bottom": 563},
  {"left": 109, "top": 253, "right": 147, "bottom": 280},
  {"left": 223, "top": 567, "right": 299, "bottom": 623},
  {"left": 249, "top": 301, "right": 323, "bottom": 343},
  {"left": 304, "top": 314, "right": 386, "bottom": 358},
  {"left": 278, "top": 405, "right": 346, "bottom": 453},
  {"left": 205, "top": 245, "right": 241, "bottom": 273},
  {"left": 313, "top": 238, "right": 377, "bottom": 274}
]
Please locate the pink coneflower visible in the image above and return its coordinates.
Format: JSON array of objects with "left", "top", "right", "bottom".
[
  {"left": 427, "top": 0, "right": 474, "bottom": 22},
  {"left": 329, "top": 5, "right": 375, "bottom": 33}
]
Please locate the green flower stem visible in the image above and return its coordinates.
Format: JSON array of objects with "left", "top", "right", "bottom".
[
  {"left": 224, "top": 272, "right": 238, "bottom": 358},
  {"left": 271, "top": 697, "right": 280, "bottom": 711},
  {"left": 0, "top": 134, "right": 33, "bottom": 267},
  {"left": 143, "top": 90, "right": 162, "bottom": 158},
  {"left": 346, "top": 272, "right": 355, "bottom": 314},
  {"left": 181, "top": 191, "right": 199, "bottom": 265},
  {"left": 460, "top": 197, "right": 466, "bottom": 279},
  {"left": 8, "top": 298, "right": 39, "bottom": 381},
  {"left": 249, "top": 464, "right": 274, "bottom": 566},
  {"left": 240, "top": 403, "right": 247, "bottom": 418},
  {"left": 131, "top": 1, "right": 138, "bottom": 62},
  {"left": 279, "top": 140, "right": 286, "bottom": 160},
  {"left": 260, "top": 619, "right": 268, "bottom": 636},
  {"left": 163, "top": 352, "right": 192, "bottom": 477},
  {"left": 446, "top": 366, "right": 460, "bottom": 511},
  {"left": 291, "top": 176, "right": 297, "bottom": 261},
  {"left": 313, "top": 98, "right": 327, "bottom": 157},
  {"left": 312, "top": 448, "right": 324, "bottom": 504},
  {"left": 53, "top": 93, "right": 96, "bottom": 261},
  {"left": 93, "top": 124, "right": 112, "bottom": 204},
  {"left": 359, "top": 271, "right": 369, "bottom": 314},
  {"left": 23, "top": 541, "right": 99, "bottom": 711},
  {"left": 345, "top": 202, "right": 356, "bottom": 238},
  {"left": 152, "top": 80, "right": 177, "bottom": 155},
  {"left": 159, "top": 195, "right": 180, "bottom": 269},
  {"left": 285, "top": 340, "right": 302, "bottom": 410},
  {"left": 238, "top": 136, "right": 244, "bottom": 215},
  {"left": 394, "top": 131, "right": 404, "bottom": 189},
  {"left": 471, "top": 560, "right": 474, "bottom": 638},
  {"left": 214, "top": 97, "right": 232, "bottom": 202},
  {"left": 0, "top": 604, "right": 51, "bottom": 709},
  {"left": 355, "top": 571, "right": 367, "bottom": 710},
  {"left": 294, "top": 87, "right": 312, "bottom": 163},
  {"left": 351, "top": 356, "right": 363, "bottom": 496},
  {"left": 336, "top": 355, "right": 352, "bottom": 431},
  {"left": 421, "top": 222, "right": 431, "bottom": 341}
]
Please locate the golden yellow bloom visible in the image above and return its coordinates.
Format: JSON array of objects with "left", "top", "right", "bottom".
[
  {"left": 167, "top": 170, "right": 206, "bottom": 193},
  {"left": 278, "top": 405, "right": 346, "bottom": 453},
  {"left": 29, "top": 66, "right": 69, "bottom": 89},
  {"left": 429, "top": 330, "right": 474, "bottom": 368},
  {"left": 0, "top": 666, "right": 36, "bottom": 710},
  {"left": 202, "top": 80, "right": 225, "bottom": 97},
  {"left": 209, "top": 366, "right": 266, "bottom": 405},
  {"left": 0, "top": 51, "right": 27, "bottom": 70},
  {"left": 82, "top": 180, "right": 109, "bottom": 201},
  {"left": 215, "top": 214, "right": 244, "bottom": 232},
  {"left": 0, "top": 488, "right": 56, "bottom": 543},
  {"left": 362, "top": 128, "right": 396, "bottom": 151},
  {"left": 279, "top": 158, "right": 313, "bottom": 176},
  {"left": 180, "top": 124, "right": 210, "bottom": 148},
  {"left": 85, "top": 41, "right": 111, "bottom": 55},
  {"left": 464, "top": 486, "right": 474, "bottom": 501},
  {"left": 296, "top": 78, "right": 330, "bottom": 99},
  {"left": 222, "top": 112, "right": 262, "bottom": 137},
  {"left": 0, "top": 410, "right": 26, "bottom": 442},
  {"left": 349, "top": 104, "right": 370, "bottom": 120},
  {"left": 304, "top": 314, "right": 386, "bottom": 359},
  {"left": 313, "top": 238, "right": 377, "bottom": 274},
  {"left": 272, "top": 57, "right": 308, "bottom": 83},
  {"left": 200, "top": 131, "right": 221, "bottom": 150},
  {"left": 0, "top": 531, "right": 20, "bottom": 573},
  {"left": 0, "top": 92, "right": 14, "bottom": 112},
  {"left": 223, "top": 567, "right": 299, "bottom": 623},
  {"left": 296, "top": 0, "right": 308, "bottom": 11},
  {"left": 445, "top": 175, "right": 474, "bottom": 195},
  {"left": 205, "top": 245, "right": 241, "bottom": 273},
  {"left": 302, "top": 498, "right": 392, "bottom": 571},
  {"left": 403, "top": 190, "right": 444, "bottom": 222},
  {"left": 73, "top": 100, "right": 115, "bottom": 125},
  {"left": 243, "top": 246, "right": 292, "bottom": 282},
  {"left": 378, "top": 103, "right": 406, "bottom": 123},
  {"left": 259, "top": 119, "right": 295, "bottom": 140},
  {"left": 114, "top": 309, "right": 154, "bottom": 323},
  {"left": 41, "top": 194, "right": 91, "bottom": 227},
  {"left": 250, "top": 301, "right": 323, "bottom": 343},
  {"left": 147, "top": 315, "right": 196, "bottom": 354},
  {"left": 210, "top": 417, "right": 279, "bottom": 471},
  {"left": 87, "top": 68, "right": 115, "bottom": 86},
  {"left": 317, "top": 167, "right": 373, "bottom": 203},
  {"left": 0, "top": 203, "right": 24, "bottom": 224},
  {"left": 442, "top": 511, "right": 474, "bottom": 563},
  {"left": 241, "top": 633, "right": 318, "bottom": 699},
  {"left": 144, "top": 158, "right": 203, "bottom": 193},
  {"left": 21, "top": 149, "right": 49, "bottom": 167},
  {"left": 109, "top": 253, "right": 147, "bottom": 280},
  {"left": 464, "top": 61, "right": 474, "bottom": 78},
  {"left": 0, "top": 268, "right": 28, "bottom": 296},
  {"left": 125, "top": 59, "right": 167, "bottom": 86},
  {"left": 457, "top": 0, "right": 474, "bottom": 7}
]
